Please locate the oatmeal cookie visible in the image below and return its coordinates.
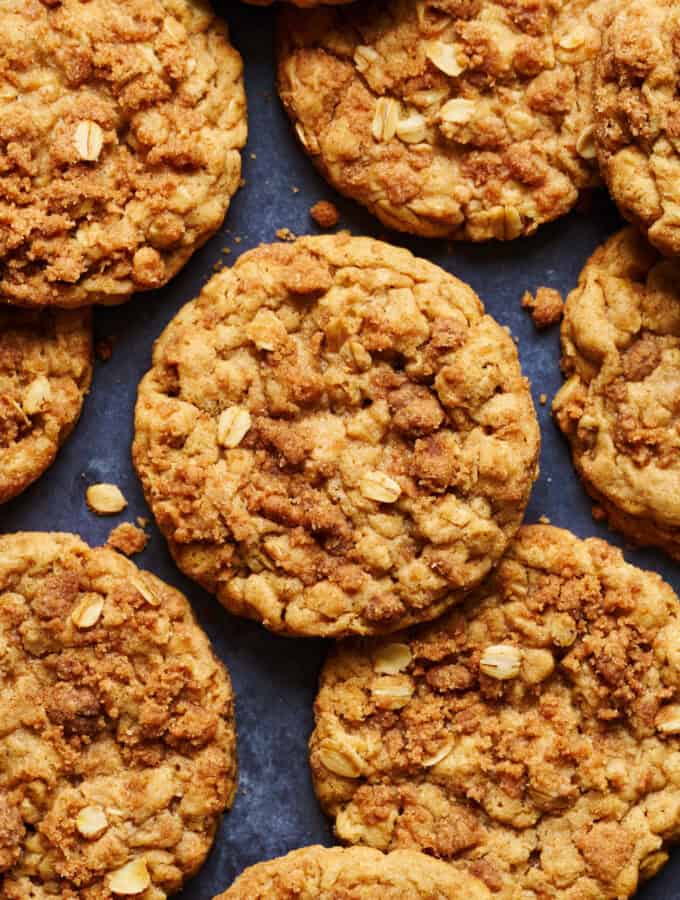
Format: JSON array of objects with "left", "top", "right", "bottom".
[
  {"left": 0, "top": 532, "right": 237, "bottom": 899},
  {"left": 594, "top": 0, "right": 680, "bottom": 257},
  {"left": 277, "top": 0, "right": 609, "bottom": 242},
  {"left": 310, "top": 524, "right": 680, "bottom": 898},
  {"left": 0, "top": 307, "right": 92, "bottom": 505},
  {"left": 133, "top": 234, "right": 540, "bottom": 637},
  {"left": 214, "top": 845, "right": 490, "bottom": 899},
  {"left": 553, "top": 227, "right": 680, "bottom": 558},
  {"left": 0, "top": 0, "right": 246, "bottom": 308}
]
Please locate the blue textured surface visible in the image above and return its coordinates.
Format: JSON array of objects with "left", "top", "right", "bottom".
[{"left": 2, "top": 4, "right": 680, "bottom": 897}]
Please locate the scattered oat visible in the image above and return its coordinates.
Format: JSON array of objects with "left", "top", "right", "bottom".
[
  {"left": 310, "top": 200, "right": 340, "bottom": 229},
  {"left": 86, "top": 483, "right": 127, "bottom": 516},
  {"left": 276, "top": 227, "right": 297, "bottom": 242},
  {"left": 250, "top": 152, "right": 257, "bottom": 160},
  {"left": 522, "top": 287, "right": 564, "bottom": 328},
  {"left": 107, "top": 523, "right": 148, "bottom": 557},
  {"left": 292, "top": 185, "right": 300, "bottom": 194}
]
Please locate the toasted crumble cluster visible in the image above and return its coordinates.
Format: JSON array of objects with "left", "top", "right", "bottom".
[
  {"left": 310, "top": 524, "right": 680, "bottom": 899},
  {"left": 133, "top": 234, "right": 539, "bottom": 637}
]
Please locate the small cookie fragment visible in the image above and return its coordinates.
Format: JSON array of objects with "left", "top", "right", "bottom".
[
  {"left": 0, "top": 532, "right": 237, "bottom": 898},
  {"left": 310, "top": 201, "right": 340, "bottom": 229},
  {"left": 278, "top": 0, "right": 610, "bottom": 241},
  {"left": 0, "top": 307, "right": 92, "bottom": 504},
  {"left": 521, "top": 287, "right": 564, "bottom": 328},
  {"left": 0, "top": 0, "right": 247, "bottom": 307},
  {"left": 310, "top": 524, "right": 680, "bottom": 898},
  {"left": 133, "top": 234, "right": 540, "bottom": 637},
  {"left": 86, "top": 483, "right": 127, "bottom": 516},
  {"left": 214, "top": 845, "right": 490, "bottom": 899},
  {"left": 553, "top": 227, "right": 680, "bottom": 558},
  {"left": 594, "top": 0, "right": 680, "bottom": 256},
  {"left": 106, "top": 523, "right": 149, "bottom": 557}
]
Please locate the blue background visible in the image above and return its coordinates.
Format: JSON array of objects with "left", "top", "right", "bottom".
[{"left": 2, "top": 4, "right": 679, "bottom": 897}]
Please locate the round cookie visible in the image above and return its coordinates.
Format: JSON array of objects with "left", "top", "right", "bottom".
[
  {"left": 0, "top": 0, "right": 246, "bottom": 308},
  {"left": 277, "top": 0, "right": 609, "bottom": 242},
  {"left": 0, "top": 307, "right": 92, "bottom": 504},
  {"left": 0, "top": 532, "right": 237, "bottom": 899},
  {"left": 215, "top": 845, "right": 491, "bottom": 899},
  {"left": 310, "top": 524, "right": 680, "bottom": 898},
  {"left": 553, "top": 227, "right": 680, "bottom": 558},
  {"left": 133, "top": 234, "right": 540, "bottom": 637},
  {"left": 594, "top": 0, "right": 680, "bottom": 257}
]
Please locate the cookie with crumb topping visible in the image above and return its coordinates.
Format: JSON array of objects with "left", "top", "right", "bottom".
[
  {"left": 0, "top": 531, "right": 237, "bottom": 900},
  {"left": 215, "top": 845, "right": 491, "bottom": 899},
  {"left": 553, "top": 227, "right": 680, "bottom": 558},
  {"left": 0, "top": 307, "right": 92, "bottom": 504},
  {"left": 133, "top": 233, "right": 539, "bottom": 637},
  {"left": 594, "top": 0, "right": 680, "bottom": 257},
  {"left": 277, "top": 0, "right": 610, "bottom": 241},
  {"left": 310, "top": 524, "right": 680, "bottom": 898},
  {"left": 0, "top": 0, "right": 246, "bottom": 308}
]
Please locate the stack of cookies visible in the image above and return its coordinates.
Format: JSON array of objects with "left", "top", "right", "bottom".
[{"left": 3, "top": 0, "right": 680, "bottom": 898}]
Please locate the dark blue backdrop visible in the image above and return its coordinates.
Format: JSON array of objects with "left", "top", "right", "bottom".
[{"left": 2, "top": 4, "right": 678, "bottom": 897}]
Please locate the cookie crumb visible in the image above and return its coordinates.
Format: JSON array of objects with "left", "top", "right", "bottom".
[
  {"left": 136, "top": 516, "right": 149, "bottom": 528},
  {"left": 310, "top": 200, "right": 340, "bottom": 229},
  {"left": 540, "top": 393, "right": 547, "bottom": 405},
  {"left": 539, "top": 514, "right": 551, "bottom": 524},
  {"left": 107, "top": 523, "right": 149, "bottom": 557},
  {"left": 292, "top": 185, "right": 300, "bottom": 194},
  {"left": 522, "top": 287, "right": 564, "bottom": 328},
  {"left": 276, "top": 227, "right": 297, "bottom": 242},
  {"left": 86, "top": 483, "right": 127, "bottom": 516},
  {"left": 95, "top": 337, "right": 114, "bottom": 362},
  {"left": 592, "top": 504, "right": 607, "bottom": 522}
]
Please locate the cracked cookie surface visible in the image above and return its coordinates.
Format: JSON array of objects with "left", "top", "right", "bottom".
[
  {"left": 214, "top": 845, "right": 490, "bottom": 899},
  {"left": 553, "top": 227, "right": 680, "bottom": 558},
  {"left": 594, "top": 0, "right": 680, "bottom": 257},
  {"left": 0, "top": 307, "right": 92, "bottom": 504},
  {"left": 310, "top": 524, "right": 680, "bottom": 899},
  {"left": 0, "top": 532, "right": 237, "bottom": 899},
  {"left": 0, "top": 0, "right": 246, "bottom": 308},
  {"left": 277, "top": 0, "right": 609, "bottom": 241},
  {"left": 133, "top": 234, "right": 539, "bottom": 637}
]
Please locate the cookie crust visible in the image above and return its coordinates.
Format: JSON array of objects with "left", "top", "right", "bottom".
[
  {"left": 0, "top": 0, "right": 246, "bottom": 308},
  {"left": 310, "top": 524, "right": 680, "bottom": 898},
  {"left": 0, "top": 532, "right": 237, "bottom": 899},
  {"left": 214, "top": 845, "right": 490, "bottom": 899},
  {"left": 0, "top": 307, "right": 92, "bottom": 504},
  {"left": 133, "top": 234, "right": 539, "bottom": 637},
  {"left": 594, "top": 0, "right": 680, "bottom": 257},
  {"left": 277, "top": 0, "right": 609, "bottom": 242},
  {"left": 553, "top": 227, "right": 680, "bottom": 558}
]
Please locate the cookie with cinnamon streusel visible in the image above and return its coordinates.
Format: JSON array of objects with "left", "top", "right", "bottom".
[
  {"left": 0, "top": 531, "right": 237, "bottom": 899},
  {"left": 310, "top": 524, "right": 680, "bottom": 898},
  {"left": 133, "top": 234, "right": 539, "bottom": 637},
  {"left": 0, "top": 0, "right": 246, "bottom": 307}
]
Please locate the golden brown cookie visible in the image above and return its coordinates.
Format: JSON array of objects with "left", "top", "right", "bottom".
[
  {"left": 214, "top": 845, "right": 491, "bottom": 899},
  {"left": 133, "top": 234, "right": 539, "bottom": 637},
  {"left": 0, "top": 0, "right": 246, "bottom": 308},
  {"left": 277, "top": 0, "right": 609, "bottom": 241},
  {"left": 310, "top": 524, "right": 680, "bottom": 898},
  {"left": 594, "top": 0, "right": 680, "bottom": 257},
  {"left": 553, "top": 227, "right": 680, "bottom": 558},
  {"left": 0, "top": 532, "right": 237, "bottom": 900},
  {"left": 0, "top": 307, "right": 92, "bottom": 504}
]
